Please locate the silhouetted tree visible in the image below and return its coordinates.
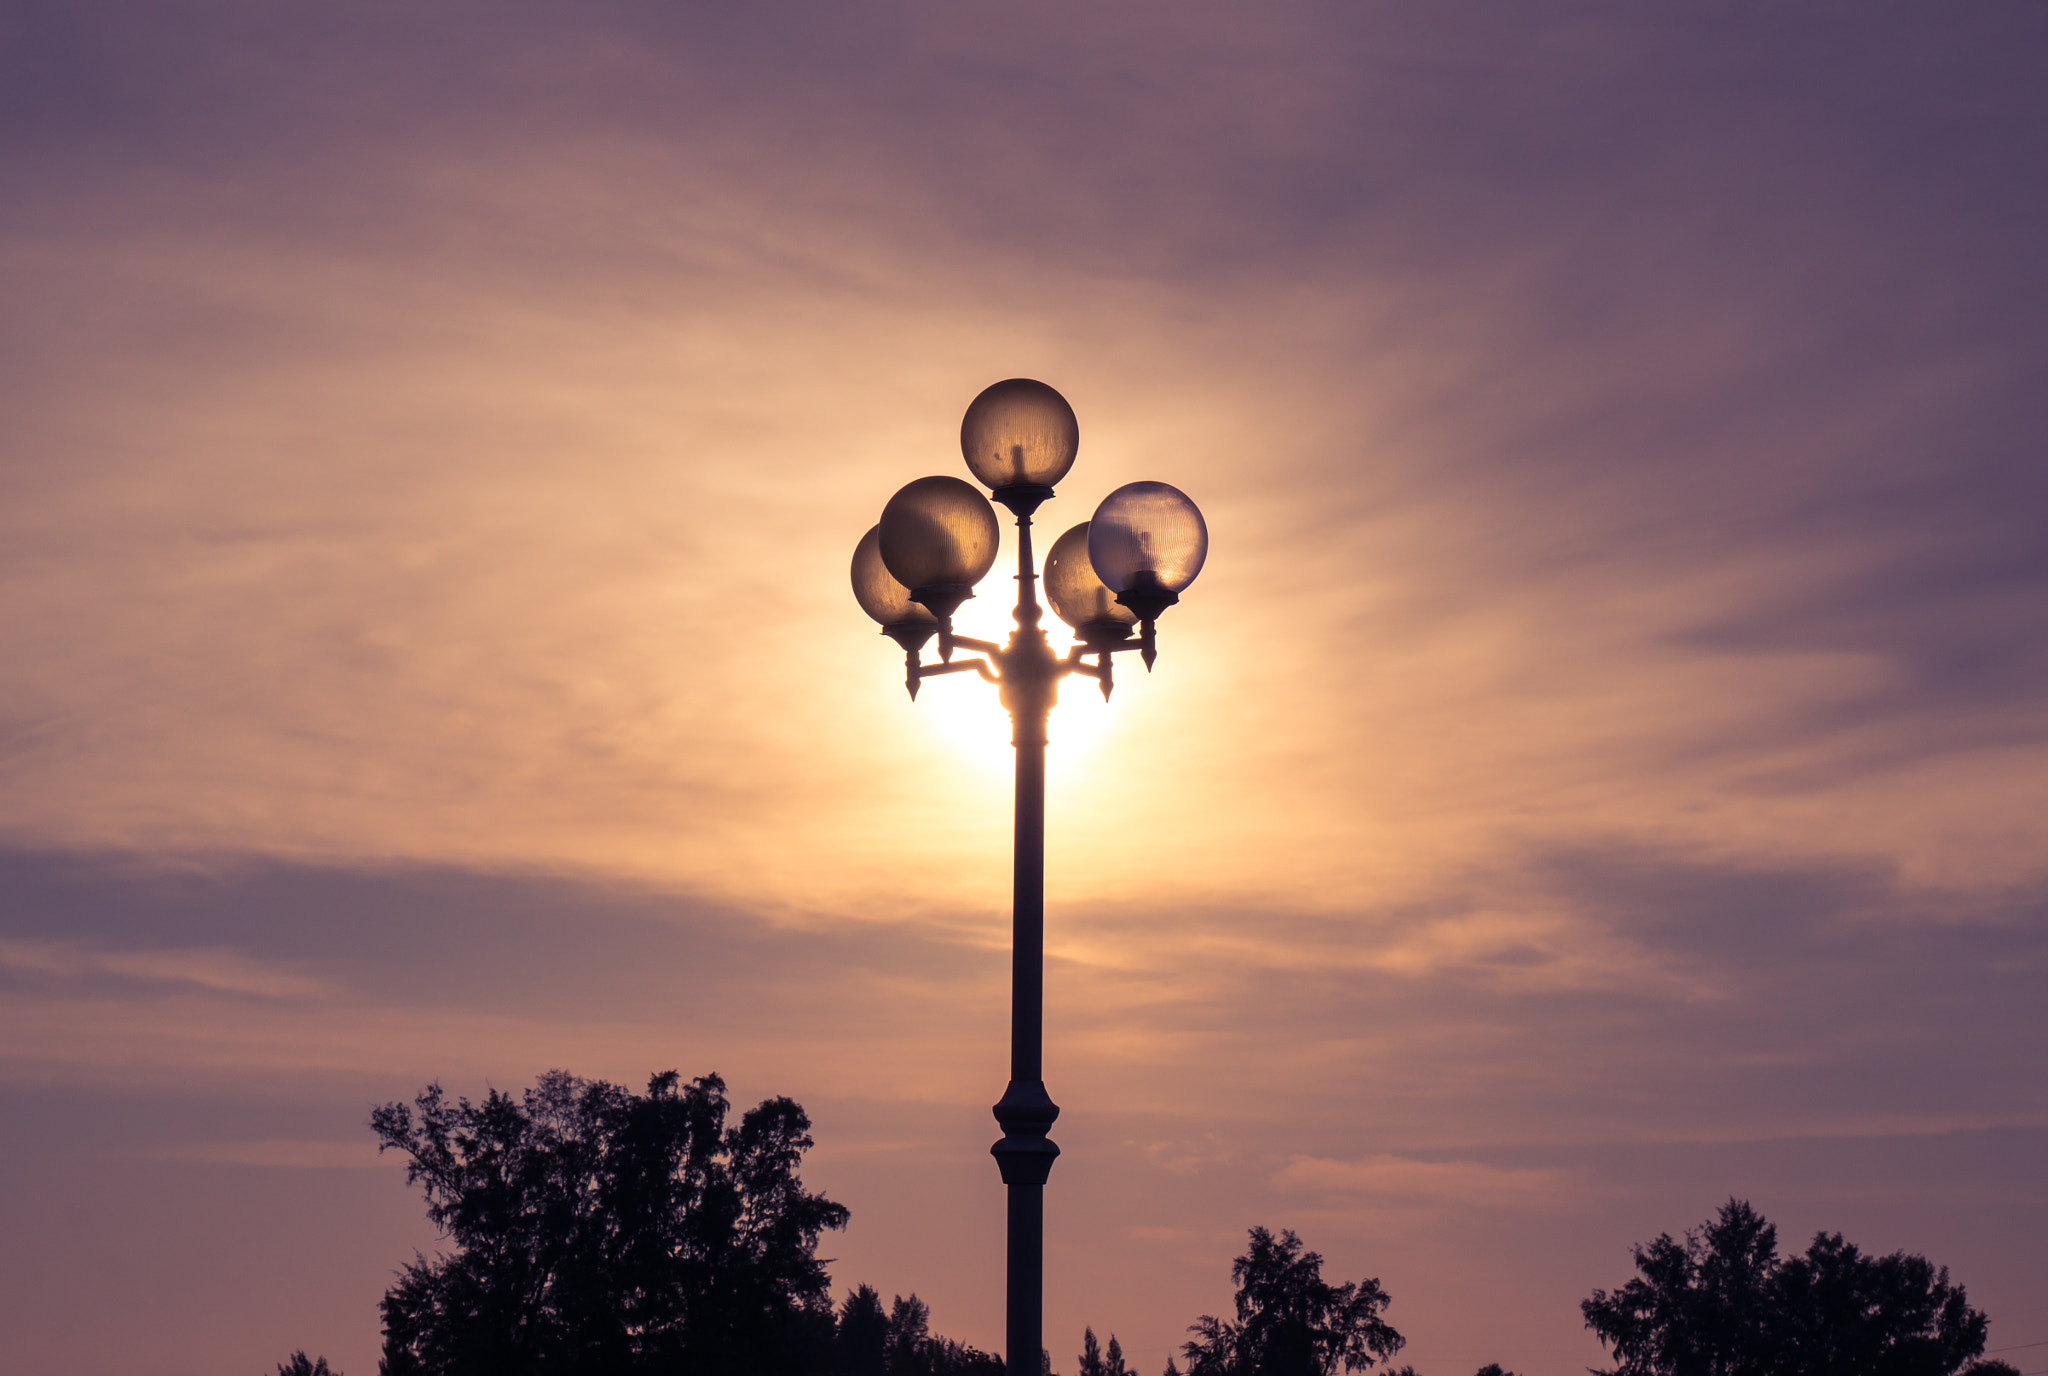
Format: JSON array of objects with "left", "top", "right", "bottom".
[
  {"left": 898, "top": 1291, "right": 1003, "bottom": 1376},
  {"left": 1583, "top": 1198, "right": 1993, "bottom": 1376},
  {"left": 1474, "top": 1366, "right": 1520, "bottom": 1376},
  {"left": 1181, "top": 1227, "right": 1405, "bottom": 1375},
  {"left": 276, "top": 1356, "right": 338, "bottom": 1376},
  {"left": 838, "top": 1285, "right": 891, "bottom": 1375},
  {"left": 1775, "top": 1228, "right": 1992, "bottom": 1375},
  {"left": 1583, "top": 1198, "right": 1778, "bottom": 1375},
  {"left": 1080, "top": 1328, "right": 1133, "bottom": 1376},
  {"left": 821, "top": 1285, "right": 1000, "bottom": 1376},
  {"left": 926, "top": 1339, "right": 1005, "bottom": 1376},
  {"left": 372, "top": 1069, "right": 846, "bottom": 1376},
  {"left": 889, "top": 1294, "right": 935, "bottom": 1373}
]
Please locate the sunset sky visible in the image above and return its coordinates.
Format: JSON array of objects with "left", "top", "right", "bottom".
[{"left": 3, "top": 5, "right": 2046, "bottom": 1374}]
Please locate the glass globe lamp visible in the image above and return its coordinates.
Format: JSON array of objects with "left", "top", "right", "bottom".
[
  {"left": 1087, "top": 480, "right": 1208, "bottom": 621},
  {"left": 851, "top": 525, "right": 941, "bottom": 651},
  {"left": 878, "top": 475, "right": 1001, "bottom": 620},
  {"left": 960, "top": 378, "right": 1078, "bottom": 514},
  {"left": 1043, "top": 522, "right": 1138, "bottom": 649}
]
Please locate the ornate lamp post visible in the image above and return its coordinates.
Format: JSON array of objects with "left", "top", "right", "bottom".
[{"left": 851, "top": 379, "right": 1208, "bottom": 1376}]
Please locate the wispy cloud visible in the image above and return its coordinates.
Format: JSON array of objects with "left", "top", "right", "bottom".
[
  {"left": 1135, "top": 1133, "right": 1236, "bottom": 1177},
  {"left": 136, "top": 1137, "right": 389, "bottom": 1169},
  {"left": 0, "top": 937, "right": 332, "bottom": 1000},
  {"left": 1274, "top": 1154, "right": 1582, "bottom": 1209}
]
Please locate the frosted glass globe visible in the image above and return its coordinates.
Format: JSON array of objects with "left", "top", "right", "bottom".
[
  {"left": 851, "top": 525, "right": 940, "bottom": 629},
  {"left": 878, "top": 475, "right": 1001, "bottom": 594},
  {"left": 1087, "top": 481, "right": 1208, "bottom": 595},
  {"left": 1043, "top": 522, "right": 1137, "bottom": 638},
  {"left": 960, "top": 378, "right": 1078, "bottom": 491}
]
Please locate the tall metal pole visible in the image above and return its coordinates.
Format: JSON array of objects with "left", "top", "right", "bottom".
[
  {"left": 990, "top": 510, "right": 1059, "bottom": 1376},
  {"left": 866, "top": 390, "right": 1201, "bottom": 1376}
]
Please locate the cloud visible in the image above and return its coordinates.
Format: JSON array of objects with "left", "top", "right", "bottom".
[
  {"left": 137, "top": 1137, "right": 390, "bottom": 1169},
  {"left": 1136, "top": 1133, "right": 1235, "bottom": 1177},
  {"left": 2, "top": 5, "right": 2045, "bottom": 932},
  {"left": 4, "top": 836, "right": 2043, "bottom": 1156},
  {"left": 1274, "top": 1154, "right": 1581, "bottom": 1209},
  {"left": 0, "top": 937, "right": 333, "bottom": 1000}
]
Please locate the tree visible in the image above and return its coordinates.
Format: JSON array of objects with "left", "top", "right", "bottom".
[
  {"left": 837, "top": 1285, "right": 891, "bottom": 1376},
  {"left": 1774, "top": 1230, "right": 1989, "bottom": 1375},
  {"left": 924, "top": 1337, "right": 1005, "bottom": 1376},
  {"left": 276, "top": 1356, "right": 338, "bottom": 1376},
  {"left": 372, "top": 1069, "right": 847, "bottom": 1376},
  {"left": 1583, "top": 1198, "right": 1994, "bottom": 1376},
  {"left": 1181, "top": 1227, "right": 1405, "bottom": 1375},
  {"left": 1582, "top": 1198, "right": 1780, "bottom": 1376},
  {"left": 1080, "top": 1328, "right": 1133, "bottom": 1376},
  {"left": 828, "top": 1284, "right": 1001, "bottom": 1376},
  {"left": 888, "top": 1294, "right": 935, "bottom": 1374}
]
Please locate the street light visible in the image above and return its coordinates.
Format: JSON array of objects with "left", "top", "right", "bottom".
[{"left": 851, "top": 378, "right": 1208, "bottom": 1376}]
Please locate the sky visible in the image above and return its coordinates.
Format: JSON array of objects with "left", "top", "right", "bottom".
[{"left": 2, "top": 3, "right": 2045, "bottom": 1373}]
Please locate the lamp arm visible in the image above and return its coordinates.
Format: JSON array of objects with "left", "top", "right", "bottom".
[
  {"left": 945, "top": 633, "right": 1005, "bottom": 657},
  {"left": 1058, "top": 647, "right": 1127, "bottom": 701},
  {"left": 916, "top": 657, "right": 996, "bottom": 681},
  {"left": 1057, "top": 637, "right": 1152, "bottom": 671}
]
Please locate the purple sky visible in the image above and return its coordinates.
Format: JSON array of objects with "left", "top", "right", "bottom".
[{"left": 3, "top": 5, "right": 2046, "bottom": 1374}]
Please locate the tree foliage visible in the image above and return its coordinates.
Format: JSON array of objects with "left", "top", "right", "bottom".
[
  {"left": 1079, "top": 1327, "right": 1133, "bottom": 1376},
  {"left": 276, "top": 1356, "right": 338, "bottom": 1376},
  {"left": 1181, "top": 1228, "right": 1405, "bottom": 1376},
  {"left": 853, "top": 1287, "right": 1003, "bottom": 1376},
  {"left": 371, "top": 1069, "right": 848, "bottom": 1376},
  {"left": 837, "top": 1284, "right": 891, "bottom": 1376},
  {"left": 1582, "top": 1199, "right": 1996, "bottom": 1376}
]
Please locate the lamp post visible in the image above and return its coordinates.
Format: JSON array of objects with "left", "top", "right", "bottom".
[{"left": 852, "top": 379, "right": 1208, "bottom": 1376}]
